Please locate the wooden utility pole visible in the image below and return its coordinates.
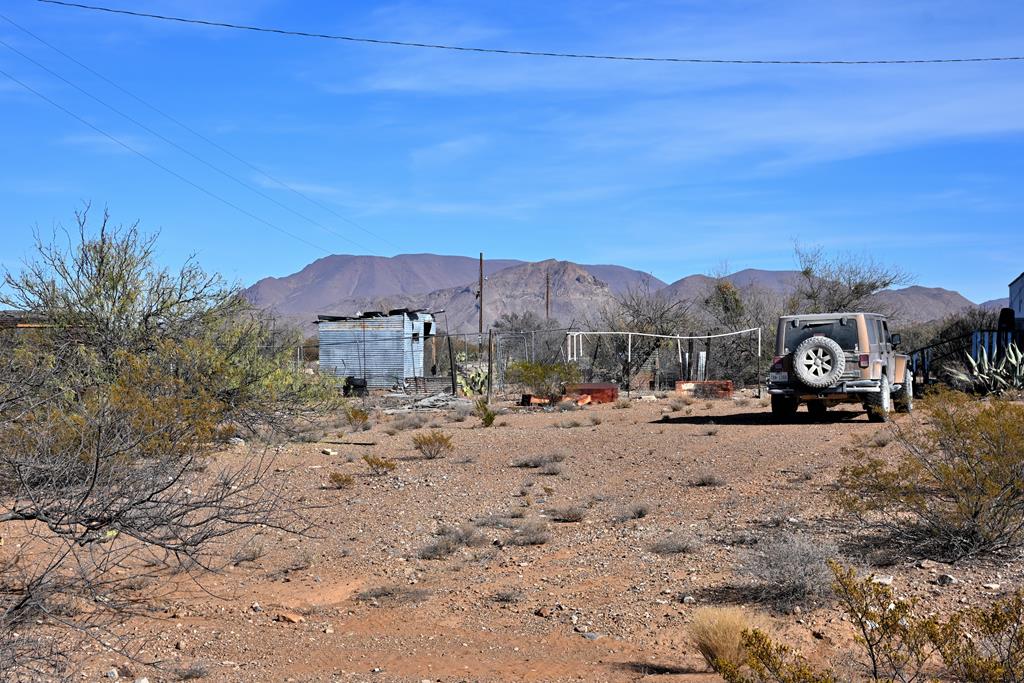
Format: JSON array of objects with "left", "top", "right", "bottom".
[
  {"left": 478, "top": 252, "right": 484, "bottom": 342},
  {"left": 545, "top": 270, "right": 550, "bottom": 321}
]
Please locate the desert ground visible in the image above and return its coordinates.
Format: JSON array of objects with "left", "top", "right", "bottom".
[{"left": 79, "top": 394, "right": 1021, "bottom": 682}]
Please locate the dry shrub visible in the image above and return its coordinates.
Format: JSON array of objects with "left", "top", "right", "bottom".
[
  {"left": 512, "top": 452, "right": 565, "bottom": 469},
  {"left": 491, "top": 589, "right": 524, "bottom": 604},
  {"left": 343, "top": 404, "right": 371, "bottom": 432},
  {"left": 539, "top": 462, "right": 562, "bottom": 476},
  {"left": 388, "top": 413, "right": 428, "bottom": 434},
  {"left": 326, "top": 471, "right": 354, "bottom": 489},
  {"left": 448, "top": 404, "right": 473, "bottom": 422},
  {"left": 864, "top": 430, "right": 893, "bottom": 448},
  {"left": 174, "top": 663, "right": 211, "bottom": 680},
  {"left": 508, "top": 520, "right": 550, "bottom": 546},
  {"left": 557, "top": 418, "right": 582, "bottom": 429},
  {"left": 362, "top": 454, "right": 396, "bottom": 476},
  {"left": 718, "top": 629, "right": 835, "bottom": 683},
  {"left": 704, "top": 423, "right": 720, "bottom": 436},
  {"left": 548, "top": 506, "right": 586, "bottom": 523},
  {"left": 670, "top": 397, "right": 692, "bottom": 411},
  {"left": 651, "top": 532, "right": 700, "bottom": 555},
  {"left": 614, "top": 503, "right": 650, "bottom": 522},
  {"left": 613, "top": 398, "right": 632, "bottom": 409},
  {"left": 355, "top": 585, "right": 430, "bottom": 605},
  {"left": 411, "top": 430, "right": 453, "bottom": 459},
  {"left": 232, "top": 540, "right": 266, "bottom": 566},
  {"left": 838, "top": 390, "right": 1024, "bottom": 560},
  {"left": 742, "top": 533, "right": 834, "bottom": 608},
  {"left": 688, "top": 606, "right": 755, "bottom": 672},
  {"left": 417, "top": 523, "right": 483, "bottom": 560},
  {"left": 728, "top": 561, "right": 1024, "bottom": 683},
  {"left": 692, "top": 471, "right": 725, "bottom": 487}
]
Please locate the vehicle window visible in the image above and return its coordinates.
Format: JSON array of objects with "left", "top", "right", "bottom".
[
  {"left": 865, "top": 319, "right": 877, "bottom": 345},
  {"left": 783, "top": 319, "right": 859, "bottom": 353},
  {"left": 881, "top": 320, "right": 890, "bottom": 343}
]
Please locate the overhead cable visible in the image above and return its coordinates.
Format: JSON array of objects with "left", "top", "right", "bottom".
[{"left": 38, "top": 0, "right": 1024, "bottom": 66}]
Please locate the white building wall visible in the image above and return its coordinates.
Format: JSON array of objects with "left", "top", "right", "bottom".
[{"left": 1012, "top": 274, "right": 1024, "bottom": 318}]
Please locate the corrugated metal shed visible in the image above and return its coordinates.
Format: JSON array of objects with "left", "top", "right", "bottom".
[{"left": 316, "top": 309, "right": 434, "bottom": 388}]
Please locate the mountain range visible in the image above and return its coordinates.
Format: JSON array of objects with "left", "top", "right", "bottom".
[{"left": 245, "top": 253, "right": 1005, "bottom": 333}]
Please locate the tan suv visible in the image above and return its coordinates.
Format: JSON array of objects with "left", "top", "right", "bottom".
[{"left": 767, "top": 312, "right": 912, "bottom": 422}]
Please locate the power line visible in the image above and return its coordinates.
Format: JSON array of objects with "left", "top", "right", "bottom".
[
  {"left": 37, "top": 0, "right": 1024, "bottom": 66},
  {"left": 0, "top": 15, "right": 395, "bottom": 255},
  {"left": 0, "top": 65, "right": 331, "bottom": 255},
  {"left": 0, "top": 12, "right": 399, "bottom": 253},
  {"left": 0, "top": 35, "right": 378, "bottom": 255}
]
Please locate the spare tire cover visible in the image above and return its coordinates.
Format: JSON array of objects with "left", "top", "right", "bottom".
[{"left": 792, "top": 336, "right": 846, "bottom": 388}]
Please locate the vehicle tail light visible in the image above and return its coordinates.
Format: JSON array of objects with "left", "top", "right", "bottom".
[
  {"left": 858, "top": 354, "right": 870, "bottom": 368},
  {"left": 772, "top": 356, "right": 784, "bottom": 371}
]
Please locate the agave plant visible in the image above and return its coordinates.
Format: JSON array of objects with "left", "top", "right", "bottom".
[{"left": 949, "top": 341, "right": 1024, "bottom": 395}]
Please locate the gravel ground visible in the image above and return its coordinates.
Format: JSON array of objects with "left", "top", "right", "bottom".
[{"left": 75, "top": 394, "right": 1023, "bottom": 682}]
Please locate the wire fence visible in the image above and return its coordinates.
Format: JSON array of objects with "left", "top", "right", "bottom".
[{"left": 297, "top": 325, "right": 766, "bottom": 398}]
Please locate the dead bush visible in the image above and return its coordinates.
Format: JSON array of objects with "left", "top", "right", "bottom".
[
  {"left": 326, "top": 471, "right": 355, "bottom": 489},
  {"left": 387, "top": 413, "right": 428, "bottom": 434},
  {"left": 539, "top": 462, "right": 562, "bottom": 476},
  {"left": 491, "top": 589, "right": 525, "bottom": 604},
  {"left": 417, "top": 523, "right": 483, "bottom": 560},
  {"left": 411, "top": 430, "right": 453, "bottom": 459},
  {"left": 613, "top": 503, "right": 650, "bottom": 522},
  {"left": 614, "top": 398, "right": 632, "bottom": 409},
  {"left": 864, "top": 430, "right": 893, "bottom": 448},
  {"left": 355, "top": 585, "right": 430, "bottom": 605},
  {"left": 547, "top": 506, "right": 586, "bottom": 523},
  {"left": 232, "top": 540, "right": 266, "bottom": 566},
  {"left": 362, "top": 454, "right": 396, "bottom": 476},
  {"left": 512, "top": 452, "right": 565, "bottom": 469},
  {"left": 692, "top": 471, "right": 725, "bottom": 487},
  {"left": 741, "top": 533, "right": 834, "bottom": 608},
  {"left": 670, "top": 397, "right": 692, "bottom": 411},
  {"left": 508, "top": 521, "right": 550, "bottom": 546},
  {"left": 651, "top": 532, "right": 701, "bottom": 555},
  {"left": 838, "top": 390, "right": 1024, "bottom": 560},
  {"left": 557, "top": 418, "right": 582, "bottom": 429},
  {"left": 448, "top": 404, "right": 473, "bottom": 422},
  {"left": 175, "top": 663, "right": 211, "bottom": 680},
  {"left": 688, "top": 606, "right": 755, "bottom": 672}
]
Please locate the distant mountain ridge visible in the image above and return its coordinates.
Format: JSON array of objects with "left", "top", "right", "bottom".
[{"left": 244, "top": 253, "right": 1001, "bottom": 332}]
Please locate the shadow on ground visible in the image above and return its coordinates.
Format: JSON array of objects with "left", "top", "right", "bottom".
[
  {"left": 613, "top": 661, "right": 705, "bottom": 675},
  {"left": 651, "top": 410, "right": 866, "bottom": 426}
]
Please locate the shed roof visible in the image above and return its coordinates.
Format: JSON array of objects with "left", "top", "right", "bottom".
[
  {"left": 1010, "top": 272, "right": 1024, "bottom": 288},
  {"left": 315, "top": 308, "right": 433, "bottom": 323}
]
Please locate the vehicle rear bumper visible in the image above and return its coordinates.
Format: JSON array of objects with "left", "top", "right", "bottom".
[{"left": 768, "top": 380, "right": 882, "bottom": 397}]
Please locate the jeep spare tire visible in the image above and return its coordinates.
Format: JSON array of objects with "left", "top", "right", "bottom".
[{"left": 792, "top": 336, "right": 846, "bottom": 388}]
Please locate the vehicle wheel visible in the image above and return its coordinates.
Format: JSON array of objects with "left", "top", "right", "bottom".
[
  {"left": 893, "top": 367, "right": 914, "bottom": 413},
  {"left": 771, "top": 395, "right": 798, "bottom": 421},
  {"left": 866, "top": 374, "right": 891, "bottom": 422},
  {"left": 792, "top": 336, "right": 846, "bottom": 389},
  {"left": 807, "top": 400, "right": 828, "bottom": 420}
]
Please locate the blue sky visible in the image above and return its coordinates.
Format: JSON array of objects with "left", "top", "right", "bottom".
[{"left": 1, "top": 1, "right": 1022, "bottom": 302}]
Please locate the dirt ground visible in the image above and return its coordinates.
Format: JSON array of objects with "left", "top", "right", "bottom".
[{"left": 79, "top": 394, "right": 1023, "bottom": 682}]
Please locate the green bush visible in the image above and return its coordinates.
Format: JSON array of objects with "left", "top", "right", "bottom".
[
  {"left": 838, "top": 389, "right": 1024, "bottom": 560},
  {"left": 506, "top": 361, "right": 580, "bottom": 401}
]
